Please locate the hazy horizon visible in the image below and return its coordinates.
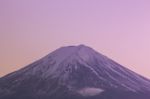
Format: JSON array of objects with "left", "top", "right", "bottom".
[{"left": 0, "top": 0, "right": 150, "bottom": 78}]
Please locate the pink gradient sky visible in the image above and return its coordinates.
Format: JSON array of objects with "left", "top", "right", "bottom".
[{"left": 0, "top": 0, "right": 150, "bottom": 78}]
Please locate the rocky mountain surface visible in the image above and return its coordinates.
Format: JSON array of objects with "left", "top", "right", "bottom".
[{"left": 0, "top": 45, "right": 150, "bottom": 99}]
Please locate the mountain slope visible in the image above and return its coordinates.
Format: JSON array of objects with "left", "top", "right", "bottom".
[{"left": 0, "top": 45, "right": 150, "bottom": 99}]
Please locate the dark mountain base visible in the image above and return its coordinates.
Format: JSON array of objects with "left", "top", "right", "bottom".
[{"left": 1, "top": 91, "right": 150, "bottom": 99}]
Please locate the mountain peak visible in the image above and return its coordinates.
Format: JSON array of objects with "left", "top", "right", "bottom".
[
  {"left": 77, "top": 44, "right": 89, "bottom": 49},
  {"left": 59, "top": 44, "right": 93, "bottom": 52},
  {"left": 62, "top": 44, "right": 92, "bottom": 50},
  {"left": 46, "top": 44, "right": 103, "bottom": 65}
]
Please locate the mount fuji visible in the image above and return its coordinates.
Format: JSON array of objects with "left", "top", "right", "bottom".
[{"left": 0, "top": 45, "right": 150, "bottom": 99}]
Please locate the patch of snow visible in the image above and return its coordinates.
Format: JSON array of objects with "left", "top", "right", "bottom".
[{"left": 77, "top": 87, "right": 104, "bottom": 97}]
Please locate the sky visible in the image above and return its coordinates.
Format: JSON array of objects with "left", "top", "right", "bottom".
[{"left": 0, "top": 0, "right": 150, "bottom": 78}]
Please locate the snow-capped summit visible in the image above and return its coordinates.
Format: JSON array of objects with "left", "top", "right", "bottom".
[{"left": 0, "top": 45, "right": 150, "bottom": 99}]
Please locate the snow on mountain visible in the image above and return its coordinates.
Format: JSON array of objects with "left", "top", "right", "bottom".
[{"left": 0, "top": 45, "right": 150, "bottom": 99}]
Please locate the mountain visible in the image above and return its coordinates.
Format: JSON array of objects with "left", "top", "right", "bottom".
[{"left": 0, "top": 45, "right": 150, "bottom": 99}]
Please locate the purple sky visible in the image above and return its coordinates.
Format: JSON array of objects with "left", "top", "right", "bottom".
[{"left": 0, "top": 0, "right": 150, "bottom": 78}]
